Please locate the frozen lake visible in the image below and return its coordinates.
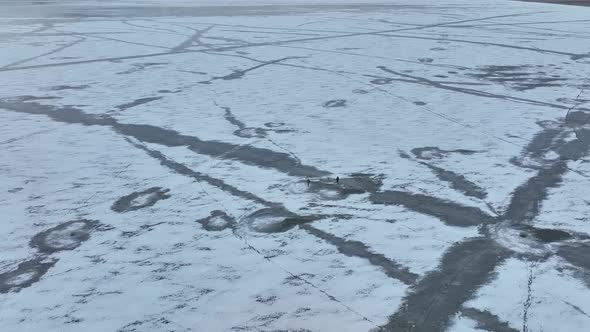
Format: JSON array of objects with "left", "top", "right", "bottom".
[{"left": 1, "top": 0, "right": 590, "bottom": 331}]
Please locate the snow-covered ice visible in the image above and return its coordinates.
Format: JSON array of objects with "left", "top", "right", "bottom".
[{"left": 1, "top": 0, "right": 590, "bottom": 331}]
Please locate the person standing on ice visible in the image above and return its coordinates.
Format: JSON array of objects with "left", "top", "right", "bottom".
[
  {"left": 336, "top": 176, "right": 340, "bottom": 184},
  {"left": 307, "top": 179, "right": 311, "bottom": 187}
]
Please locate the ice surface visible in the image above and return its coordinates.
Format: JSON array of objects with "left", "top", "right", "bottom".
[{"left": 1, "top": 0, "right": 590, "bottom": 331}]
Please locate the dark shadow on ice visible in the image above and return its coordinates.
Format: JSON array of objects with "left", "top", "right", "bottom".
[{"left": 420, "top": 162, "right": 487, "bottom": 199}]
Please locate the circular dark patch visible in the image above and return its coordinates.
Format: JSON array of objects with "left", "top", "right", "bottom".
[
  {"left": 111, "top": 187, "right": 171, "bottom": 213},
  {"left": 0, "top": 258, "right": 56, "bottom": 294},
  {"left": 411, "top": 146, "right": 478, "bottom": 160},
  {"left": 197, "top": 210, "right": 235, "bottom": 231},
  {"left": 242, "top": 208, "right": 315, "bottom": 233},
  {"left": 322, "top": 100, "right": 346, "bottom": 108},
  {"left": 370, "top": 78, "right": 393, "bottom": 85},
  {"left": 30, "top": 219, "right": 99, "bottom": 254}
]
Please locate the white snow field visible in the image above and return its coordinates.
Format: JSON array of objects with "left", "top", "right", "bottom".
[{"left": 1, "top": 0, "right": 590, "bottom": 331}]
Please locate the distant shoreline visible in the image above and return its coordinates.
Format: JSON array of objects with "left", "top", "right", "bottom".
[{"left": 519, "top": 0, "right": 590, "bottom": 7}]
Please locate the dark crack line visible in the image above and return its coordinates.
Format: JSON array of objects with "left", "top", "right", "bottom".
[
  {"left": 125, "top": 142, "right": 383, "bottom": 327},
  {"left": 0, "top": 128, "right": 57, "bottom": 145},
  {"left": 376, "top": 32, "right": 579, "bottom": 58},
  {"left": 235, "top": 229, "right": 376, "bottom": 326},
  {"left": 201, "top": 51, "right": 556, "bottom": 154},
  {"left": 0, "top": 100, "right": 329, "bottom": 178},
  {"left": 3, "top": 12, "right": 576, "bottom": 73},
  {"left": 522, "top": 264, "right": 535, "bottom": 332},
  {"left": 138, "top": 140, "right": 377, "bottom": 327},
  {"left": 1, "top": 37, "right": 85, "bottom": 69},
  {"left": 187, "top": 20, "right": 365, "bottom": 35},
  {"left": 0, "top": 32, "right": 130, "bottom": 37},
  {"left": 122, "top": 19, "right": 184, "bottom": 35},
  {"left": 202, "top": 51, "right": 529, "bottom": 152},
  {"left": 218, "top": 28, "right": 324, "bottom": 36},
  {"left": 301, "top": 224, "right": 419, "bottom": 285},
  {"left": 374, "top": 11, "right": 552, "bottom": 34},
  {"left": 562, "top": 300, "right": 590, "bottom": 319},
  {"left": 365, "top": 72, "right": 490, "bottom": 86},
  {"left": 123, "top": 137, "right": 274, "bottom": 207},
  {"left": 509, "top": 23, "right": 590, "bottom": 39},
  {"left": 221, "top": 105, "right": 246, "bottom": 130},
  {"left": 376, "top": 238, "right": 511, "bottom": 332},
  {"left": 56, "top": 28, "right": 171, "bottom": 50},
  {"left": 447, "top": 18, "right": 590, "bottom": 28},
  {"left": 377, "top": 66, "right": 583, "bottom": 111},
  {"left": 370, "top": 190, "right": 497, "bottom": 227},
  {"left": 202, "top": 56, "right": 304, "bottom": 83},
  {"left": 171, "top": 25, "right": 215, "bottom": 52},
  {"left": 211, "top": 96, "right": 300, "bottom": 162},
  {"left": 7, "top": 100, "right": 379, "bottom": 325},
  {"left": 375, "top": 86, "right": 590, "bottom": 330},
  {"left": 113, "top": 97, "right": 163, "bottom": 113},
  {"left": 3, "top": 14, "right": 589, "bottom": 332},
  {"left": 504, "top": 161, "right": 568, "bottom": 223},
  {"left": 420, "top": 162, "right": 488, "bottom": 200},
  {"left": 266, "top": 138, "right": 302, "bottom": 165},
  {"left": 203, "top": 35, "right": 253, "bottom": 46}
]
